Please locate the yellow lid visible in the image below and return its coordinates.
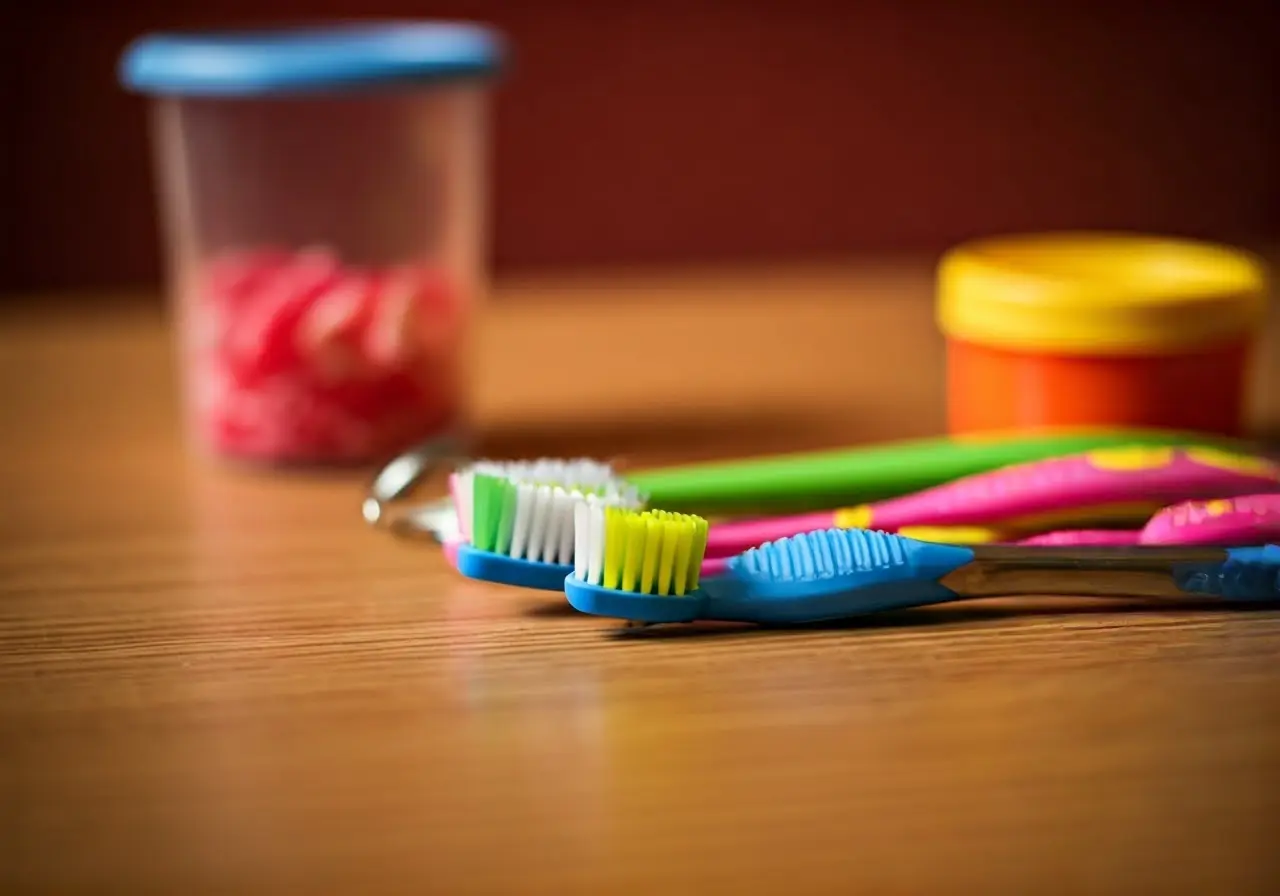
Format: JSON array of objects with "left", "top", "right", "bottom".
[{"left": 936, "top": 232, "right": 1268, "bottom": 355}]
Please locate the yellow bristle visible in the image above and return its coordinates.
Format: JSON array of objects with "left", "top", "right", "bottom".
[
  {"left": 672, "top": 517, "right": 693, "bottom": 596},
  {"left": 687, "top": 515, "right": 709, "bottom": 592},
  {"left": 622, "top": 513, "right": 646, "bottom": 592},
  {"left": 639, "top": 514, "right": 662, "bottom": 593},
  {"left": 600, "top": 507, "right": 710, "bottom": 596},
  {"left": 656, "top": 519, "right": 681, "bottom": 595},
  {"left": 602, "top": 506, "right": 624, "bottom": 590}
]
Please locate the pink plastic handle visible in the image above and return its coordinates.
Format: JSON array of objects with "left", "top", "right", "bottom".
[
  {"left": 863, "top": 446, "right": 1280, "bottom": 532},
  {"left": 1140, "top": 493, "right": 1280, "bottom": 546},
  {"left": 703, "top": 511, "right": 835, "bottom": 558},
  {"left": 1017, "top": 529, "right": 1143, "bottom": 547},
  {"left": 693, "top": 447, "right": 1280, "bottom": 554},
  {"left": 700, "top": 555, "right": 732, "bottom": 578}
]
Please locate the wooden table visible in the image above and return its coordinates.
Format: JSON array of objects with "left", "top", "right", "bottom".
[{"left": 3, "top": 260, "right": 1279, "bottom": 894}]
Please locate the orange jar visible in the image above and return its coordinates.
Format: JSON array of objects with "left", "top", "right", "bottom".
[{"left": 936, "top": 233, "right": 1269, "bottom": 437}]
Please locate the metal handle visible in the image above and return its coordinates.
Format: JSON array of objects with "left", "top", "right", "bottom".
[
  {"left": 362, "top": 433, "right": 468, "bottom": 541},
  {"left": 944, "top": 545, "right": 1232, "bottom": 599}
]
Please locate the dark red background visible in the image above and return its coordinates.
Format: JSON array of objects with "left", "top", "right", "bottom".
[{"left": 3, "top": 0, "right": 1277, "bottom": 294}]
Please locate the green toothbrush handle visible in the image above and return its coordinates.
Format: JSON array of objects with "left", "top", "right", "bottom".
[{"left": 625, "top": 427, "right": 1257, "bottom": 513}]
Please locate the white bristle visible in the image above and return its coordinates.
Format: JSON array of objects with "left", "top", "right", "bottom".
[
  {"left": 509, "top": 482, "right": 535, "bottom": 558},
  {"left": 454, "top": 471, "right": 474, "bottom": 540},
  {"left": 538, "top": 488, "right": 561, "bottom": 564},
  {"left": 524, "top": 486, "right": 554, "bottom": 560},
  {"left": 554, "top": 489, "right": 578, "bottom": 564},
  {"left": 573, "top": 501, "right": 590, "bottom": 580},
  {"left": 455, "top": 457, "right": 625, "bottom": 493},
  {"left": 541, "top": 488, "right": 569, "bottom": 564},
  {"left": 585, "top": 501, "right": 606, "bottom": 586}
]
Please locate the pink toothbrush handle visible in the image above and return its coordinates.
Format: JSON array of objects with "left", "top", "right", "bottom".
[
  {"left": 855, "top": 446, "right": 1280, "bottom": 533},
  {"left": 700, "top": 555, "right": 732, "bottom": 578},
  {"left": 1017, "top": 529, "right": 1143, "bottom": 547},
  {"left": 704, "top": 511, "right": 835, "bottom": 557},
  {"left": 1140, "top": 493, "right": 1280, "bottom": 545}
]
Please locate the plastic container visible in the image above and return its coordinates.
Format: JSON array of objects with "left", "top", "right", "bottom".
[
  {"left": 936, "top": 233, "right": 1269, "bottom": 438},
  {"left": 120, "top": 22, "right": 503, "bottom": 465}
]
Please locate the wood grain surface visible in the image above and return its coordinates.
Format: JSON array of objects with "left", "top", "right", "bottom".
[{"left": 3, "top": 259, "right": 1279, "bottom": 894}]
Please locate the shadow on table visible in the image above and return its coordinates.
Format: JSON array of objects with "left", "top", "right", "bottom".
[
  {"left": 522, "top": 601, "right": 587, "bottom": 618},
  {"left": 598, "top": 598, "right": 1279, "bottom": 641}
]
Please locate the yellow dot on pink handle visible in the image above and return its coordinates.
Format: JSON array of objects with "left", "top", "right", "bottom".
[
  {"left": 1199, "top": 499, "right": 1234, "bottom": 517},
  {"left": 897, "top": 525, "right": 1002, "bottom": 544},
  {"left": 1184, "top": 447, "right": 1280, "bottom": 479},
  {"left": 833, "top": 505, "right": 873, "bottom": 529},
  {"left": 1083, "top": 446, "right": 1176, "bottom": 471}
]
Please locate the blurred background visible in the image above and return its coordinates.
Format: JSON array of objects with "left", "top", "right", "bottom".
[{"left": 3, "top": 0, "right": 1278, "bottom": 298}]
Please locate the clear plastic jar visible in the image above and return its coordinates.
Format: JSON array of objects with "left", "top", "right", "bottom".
[{"left": 120, "top": 22, "right": 503, "bottom": 465}]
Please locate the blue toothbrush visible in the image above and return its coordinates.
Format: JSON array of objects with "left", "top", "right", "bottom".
[{"left": 564, "top": 509, "right": 1280, "bottom": 626}]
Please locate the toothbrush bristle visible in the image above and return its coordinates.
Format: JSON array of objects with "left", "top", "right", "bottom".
[
  {"left": 468, "top": 471, "right": 643, "bottom": 565},
  {"left": 730, "top": 528, "right": 911, "bottom": 583},
  {"left": 450, "top": 457, "right": 636, "bottom": 547},
  {"left": 571, "top": 506, "right": 709, "bottom": 595}
]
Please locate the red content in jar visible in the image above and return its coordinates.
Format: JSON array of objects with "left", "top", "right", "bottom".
[{"left": 190, "top": 247, "right": 463, "bottom": 464}]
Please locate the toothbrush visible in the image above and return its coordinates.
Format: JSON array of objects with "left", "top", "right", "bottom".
[
  {"left": 623, "top": 427, "right": 1258, "bottom": 513},
  {"left": 563, "top": 509, "right": 1280, "bottom": 626},
  {"left": 1017, "top": 493, "right": 1280, "bottom": 547},
  {"left": 1016, "top": 529, "right": 1143, "bottom": 546},
  {"left": 701, "top": 445, "right": 1280, "bottom": 555},
  {"left": 1140, "top": 493, "right": 1280, "bottom": 546}
]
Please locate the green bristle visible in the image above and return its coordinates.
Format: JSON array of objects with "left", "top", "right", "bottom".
[
  {"left": 494, "top": 480, "right": 517, "bottom": 555},
  {"left": 471, "top": 474, "right": 504, "bottom": 552}
]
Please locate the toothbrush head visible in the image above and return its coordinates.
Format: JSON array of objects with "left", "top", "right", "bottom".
[
  {"left": 564, "top": 506, "right": 711, "bottom": 623},
  {"left": 724, "top": 527, "right": 972, "bottom": 599},
  {"left": 567, "top": 525, "right": 977, "bottom": 625},
  {"left": 453, "top": 467, "right": 645, "bottom": 590}
]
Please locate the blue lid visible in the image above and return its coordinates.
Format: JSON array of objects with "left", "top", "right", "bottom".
[{"left": 120, "top": 21, "right": 503, "bottom": 96}]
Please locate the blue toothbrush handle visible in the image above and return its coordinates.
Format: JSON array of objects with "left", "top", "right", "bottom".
[
  {"left": 954, "top": 543, "right": 1280, "bottom": 603},
  {"left": 564, "top": 535, "right": 1280, "bottom": 628},
  {"left": 565, "top": 534, "right": 980, "bottom": 626},
  {"left": 1172, "top": 545, "right": 1280, "bottom": 600}
]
